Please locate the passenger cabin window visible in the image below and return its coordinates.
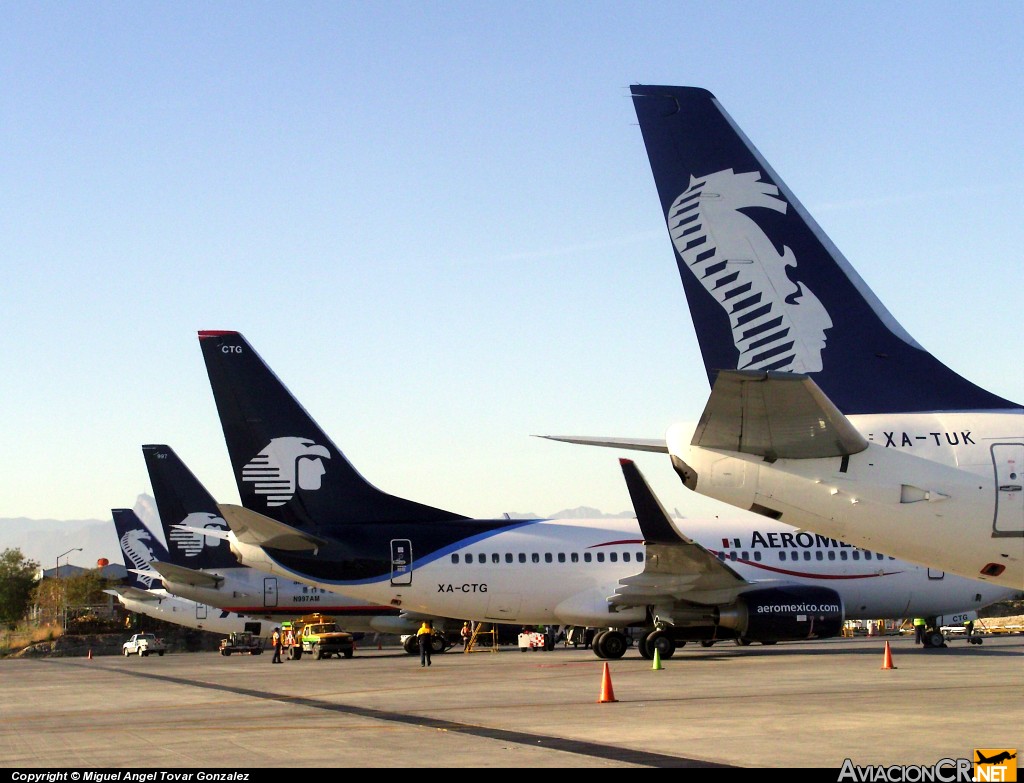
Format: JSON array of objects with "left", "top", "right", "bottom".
[
  {"left": 827, "top": 551, "right": 836, "bottom": 560},
  {"left": 518, "top": 553, "right": 526, "bottom": 563},
  {"left": 492, "top": 553, "right": 499, "bottom": 564},
  {"left": 571, "top": 553, "right": 579, "bottom": 563},
  {"left": 609, "top": 552, "right": 618, "bottom": 563},
  {"left": 852, "top": 551, "right": 860, "bottom": 560},
  {"left": 557, "top": 553, "right": 566, "bottom": 563},
  {"left": 637, "top": 552, "right": 644, "bottom": 562},
  {"left": 465, "top": 554, "right": 473, "bottom": 564},
  {"left": 544, "top": 553, "right": 553, "bottom": 563},
  {"left": 531, "top": 553, "right": 539, "bottom": 563},
  {"left": 596, "top": 552, "right": 605, "bottom": 563},
  {"left": 718, "top": 552, "right": 726, "bottom": 561},
  {"left": 729, "top": 551, "right": 737, "bottom": 561},
  {"left": 505, "top": 553, "right": 513, "bottom": 563},
  {"left": 584, "top": 553, "right": 592, "bottom": 563},
  {"left": 779, "top": 552, "right": 787, "bottom": 561},
  {"left": 741, "top": 551, "right": 749, "bottom": 560},
  {"left": 840, "top": 551, "right": 848, "bottom": 561},
  {"left": 815, "top": 551, "right": 823, "bottom": 561},
  {"left": 754, "top": 552, "right": 762, "bottom": 562},
  {"left": 803, "top": 552, "right": 810, "bottom": 561},
  {"left": 623, "top": 552, "right": 631, "bottom": 562}
]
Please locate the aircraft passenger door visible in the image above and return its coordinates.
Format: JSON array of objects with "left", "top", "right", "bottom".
[
  {"left": 196, "top": 603, "right": 208, "bottom": 620},
  {"left": 264, "top": 577, "right": 279, "bottom": 607},
  {"left": 992, "top": 444, "right": 1024, "bottom": 536},
  {"left": 391, "top": 539, "right": 412, "bottom": 585}
]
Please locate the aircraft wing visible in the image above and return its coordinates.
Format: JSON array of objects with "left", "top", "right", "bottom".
[
  {"left": 534, "top": 435, "right": 667, "bottom": 453},
  {"left": 148, "top": 560, "right": 224, "bottom": 589},
  {"left": 611, "top": 459, "right": 751, "bottom": 608},
  {"left": 216, "top": 504, "right": 329, "bottom": 552},
  {"left": 693, "top": 370, "right": 869, "bottom": 460}
]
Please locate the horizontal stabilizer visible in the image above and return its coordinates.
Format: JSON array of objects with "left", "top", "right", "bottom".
[
  {"left": 216, "top": 503, "right": 329, "bottom": 551},
  {"left": 148, "top": 560, "right": 224, "bottom": 589},
  {"left": 694, "top": 370, "right": 868, "bottom": 460},
  {"left": 535, "top": 435, "right": 667, "bottom": 453},
  {"left": 105, "top": 586, "right": 161, "bottom": 602}
]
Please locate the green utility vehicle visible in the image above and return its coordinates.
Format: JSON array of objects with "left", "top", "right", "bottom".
[{"left": 299, "top": 615, "right": 355, "bottom": 659}]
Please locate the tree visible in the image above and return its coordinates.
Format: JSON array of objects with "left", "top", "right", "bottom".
[{"left": 0, "top": 548, "right": 39, "bottom": 627}]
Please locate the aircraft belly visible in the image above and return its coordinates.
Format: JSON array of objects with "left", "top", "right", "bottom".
[{"left": 486, "top": 594, "right": 521, "bottom": 622}]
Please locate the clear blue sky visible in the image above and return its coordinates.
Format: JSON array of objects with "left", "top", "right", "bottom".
[{"left": 3, "top": 2, "right": 1022, "bottom": 526}]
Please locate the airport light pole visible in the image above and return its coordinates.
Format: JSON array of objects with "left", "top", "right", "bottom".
[{"left": 56, "top": 548, "right": 82, "bottom": 630}]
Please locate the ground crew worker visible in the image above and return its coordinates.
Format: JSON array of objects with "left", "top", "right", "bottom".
[
  {"left": 272, "top": 627, "right": 282, "bottom": 663},
  {"left": 964, "top": 619, "right": 975, "bottom": 640},
  {"left": 913, "top": 617, "right": 926, "bottom": 645},
  {"left": 417, "top": 622, "right": 433, "bottom": 667},
  {"left": 461, "top": 622, "right": 472, "bottom": 649}
]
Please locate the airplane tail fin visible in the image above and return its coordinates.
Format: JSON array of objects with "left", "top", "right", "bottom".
[
  {"left": 198, "top": 330, "right": 468, "bottom": 531},
  {"left": 111, "top": 508, "right": 168, "bottom": 591},
  {"left": 630, "top": 85, "right": 1017, "bottom": 415},
  {"left": 142, "top": 444, "right": 240, "bottom": 570}
]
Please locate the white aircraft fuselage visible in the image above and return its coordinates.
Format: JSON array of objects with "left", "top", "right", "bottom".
[
  {"left": 223, "top": 515, "right": 1017, "bottom": 629},
  {"left": 670, "top": 411, "right": 1023, "bottom": 589}
]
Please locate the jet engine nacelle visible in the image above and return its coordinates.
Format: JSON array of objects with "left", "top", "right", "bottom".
[{"left": 717, "top": 585, "right": 845, "bottom": 641}]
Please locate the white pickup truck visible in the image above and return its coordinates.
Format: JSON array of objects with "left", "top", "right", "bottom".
[{"left": 122, "top": 632, "right": 167, "bottom": 657}]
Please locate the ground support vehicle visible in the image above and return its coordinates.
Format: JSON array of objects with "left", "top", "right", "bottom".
[
  {"left": 518, "top": 631, "right": 547, "bottom": 651},
  {"left": 122, "top": 633, "right": 166, "bottom": 657},
  {"left": 279, "top": 621, "right": 304, "bottom": 660},
  {"left": 401, "top": 631, "right": 456, "bottom": 655},
  {"left": 298, "top": 615, "right": 355, "bottom": 659},
  {"left": 219, "top": 631, "right": 264, "bottom": 656}
]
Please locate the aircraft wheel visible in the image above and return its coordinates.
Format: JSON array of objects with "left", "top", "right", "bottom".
[
  {"left": 403, "top": 636, "right": 419, "bottom": 655},
  {"left": 597, "top": 631, "right": 628, "bottom": 659},
  {"left": 637, "top": 633, "right": 653, "bottom": 660},
  {"left": 926, "top": 631, "right": 946, "bottom": 649},
  {"left": 734, "top": 638, "right": 752, "bottom": 646},
  {"left": 700, "top": 640, "right": 716, "bottom": 648},
  {"left": 590, "top": 631, "right": 608, "bottom": 658},
  {"left": 647, "top": 631, "right": 676, "bottom": 659}
]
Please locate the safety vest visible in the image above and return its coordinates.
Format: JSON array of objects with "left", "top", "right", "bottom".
[
  {"left": 273, "top": 631, "right": 281, "bottom": 645},
  {"left": 913, "top": 618, "right": 925, "bottom": 626}
]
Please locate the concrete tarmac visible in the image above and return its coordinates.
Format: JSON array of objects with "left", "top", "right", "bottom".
[{"left": 2, "top": 634, "right": 1021, "bottom": 769}]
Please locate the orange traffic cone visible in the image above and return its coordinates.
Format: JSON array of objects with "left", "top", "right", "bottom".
[
  {"left": 881, "top": 641, "right": 896, "bottom": 670},
  {"left": 597, "top": 662, "right": 618, "bottom": 703}
]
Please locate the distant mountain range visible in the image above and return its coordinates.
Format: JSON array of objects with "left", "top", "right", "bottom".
[
  {"left": 0, "top": 495, "right": 160, "bottom": 573},
  {"left": 0, "top": 496, "right": 634, "bottom": 572}
]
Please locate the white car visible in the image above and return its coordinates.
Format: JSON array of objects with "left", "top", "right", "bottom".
[{"left": 122, "top": 632, "right": 166, "bottom": 657}]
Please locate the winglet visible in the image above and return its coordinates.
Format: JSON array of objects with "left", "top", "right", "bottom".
[{"left": 618, "top": 459, "right": 690, "bottom": 545}]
